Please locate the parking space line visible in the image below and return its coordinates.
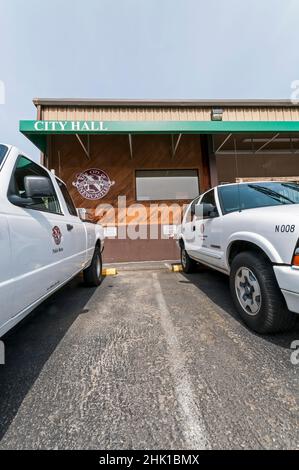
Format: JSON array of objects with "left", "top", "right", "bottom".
[{"left": 152, "top": 273, "right": 210, "bottom": 450}]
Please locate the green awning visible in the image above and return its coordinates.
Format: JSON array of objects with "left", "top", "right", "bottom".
[{"left": 19, "top": 120, "right": 299, "bottom": 153}]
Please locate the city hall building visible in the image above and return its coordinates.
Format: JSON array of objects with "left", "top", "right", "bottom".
[{"left": 20, "top": 99, "right": 299, "bottom": 263}]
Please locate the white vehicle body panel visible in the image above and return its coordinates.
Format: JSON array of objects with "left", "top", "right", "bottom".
[
  {"left": 179, "top": 182, "right": 299, "bottom": 314},
  {"left": 0, "top": 145, "right": 104, "bottom": 337}
]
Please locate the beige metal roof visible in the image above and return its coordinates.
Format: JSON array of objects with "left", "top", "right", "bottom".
[
  {"left": 34, "top": 98, "right": 298, "bottom": 107},
  {"left": 34, "top": 98, "right": 299, "bottom": 122}
]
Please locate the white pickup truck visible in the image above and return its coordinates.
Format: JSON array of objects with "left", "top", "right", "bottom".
[
  {"left": 0, "top": 144, "right": 104, "bottom": 337},
  {"left": 178, "top": 181, "right": 299, "bottom": 333}
]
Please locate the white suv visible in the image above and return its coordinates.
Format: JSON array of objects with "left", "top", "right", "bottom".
[{"left": 178, "top": 181, "right": 299, "bottom": 333}]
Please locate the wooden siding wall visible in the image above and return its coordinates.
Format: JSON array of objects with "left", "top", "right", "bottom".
[
  {"left": 50, "top": 134, "right": 207, "bottom": 226},
  {"left": 216, "top": 153, "right": 299, "bottom": 183}
]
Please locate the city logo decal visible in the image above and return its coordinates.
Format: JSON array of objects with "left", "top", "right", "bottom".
[
  {"left": 72, "top": 168, "right": 115, "bottom": 200},
  {"left": 52, "top": 226, "right": 62, "bottom": 246}
]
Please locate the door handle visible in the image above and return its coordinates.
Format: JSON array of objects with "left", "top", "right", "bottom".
[
  {"left": 192, "top": 225, "right": 196, "bottom": 231},
  {"left": 67, "top": 224, "right": 74, "bottom": 232}
]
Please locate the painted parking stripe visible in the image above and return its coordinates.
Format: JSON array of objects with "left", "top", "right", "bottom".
[{"left": 152, "top": 272, "right": 210, "bottom": 450}]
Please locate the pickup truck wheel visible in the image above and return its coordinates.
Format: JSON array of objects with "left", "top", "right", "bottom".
[
  {"left": 83, "top": 246, "right": 103, "bottom": 287},
  {"left": 181, "top": 247, "right": 197, "bottom": 273},
  {"left": 230, "top": 252, "right": 296, "bottom": 333}
]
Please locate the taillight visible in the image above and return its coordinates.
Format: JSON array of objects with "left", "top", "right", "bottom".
[{"left": 292, "top": 247, "right": 299, "bottom": 266}]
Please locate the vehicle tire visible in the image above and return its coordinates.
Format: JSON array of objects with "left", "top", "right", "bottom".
[
  {"left": 230, "top": 251, "right": 297, "bottom": 334},
  {"left": 83, "top": 246, "right": 103, "bottom": 287},
  {"left": 181, "top": 246, "right": 197, "bottom": 273}
]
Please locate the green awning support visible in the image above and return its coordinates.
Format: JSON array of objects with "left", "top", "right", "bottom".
[{"left": 19, "top": 120, "right": 299, "bottom": 153}]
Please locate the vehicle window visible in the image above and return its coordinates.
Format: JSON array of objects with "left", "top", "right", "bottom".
[
  {"left": 218, "top": 185, "right": 240, "bottom": 214},
  {"left": 219, "top": 182, "right": 299, "bottom": 215},
  {"left": 190, "top": 196, "right": 201, "bottom": 219},
  {"left": 136, "top": 169, "right": 199, "bottom": 201},
  {"left": 0, "top": 144, "right": 8, "bottom": 167},
  {"left": 199, "top": 189, "right": 219, "bottom": 218},
  {"left": 9, "top": 155, "right": 62, "bottom": 214},
  {"left": 56, "top": 179, "right": 78, "bottom": 217},
  {"left": 201, "top": 189, "right": 217, "bottom": 206}
]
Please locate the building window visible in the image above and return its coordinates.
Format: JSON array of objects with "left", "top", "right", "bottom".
[{"left": 136, "top": 169, "right": 199, "bottom": 201}]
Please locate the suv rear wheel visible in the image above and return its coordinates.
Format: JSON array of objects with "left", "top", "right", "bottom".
[{"left": 230, "top": 251, "right": 296, "bottom": 333}]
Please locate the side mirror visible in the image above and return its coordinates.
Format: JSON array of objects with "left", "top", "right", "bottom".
[
  {"left": 195, "top": 203, "right": 217, "bottom": 218},
  {"left": 24, "top": 175, "right": 54, "bottom": 198}
]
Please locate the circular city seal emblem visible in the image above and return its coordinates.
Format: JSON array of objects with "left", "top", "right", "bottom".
[
  {"left": 52, "top": 226, "right": 62, "bottom": 246},
  {"left": 72, "top": 168, "right": 115, "bottom": 200}
]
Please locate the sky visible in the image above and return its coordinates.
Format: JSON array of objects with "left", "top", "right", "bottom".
[{"left": 0, "top": 0, "right": 299, "bottom": 160}]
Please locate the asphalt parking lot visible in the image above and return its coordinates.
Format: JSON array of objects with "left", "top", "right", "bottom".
[{"left": 0, "top": 264, "right": 298, "bottom": 450}]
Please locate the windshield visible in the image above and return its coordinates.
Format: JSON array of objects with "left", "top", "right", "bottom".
[
  {"left": 0, "top": 144, "right": 8, "bottom": 167},
  {"left": 219, "top": 182, "right": 299, "bottom": 214}
]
